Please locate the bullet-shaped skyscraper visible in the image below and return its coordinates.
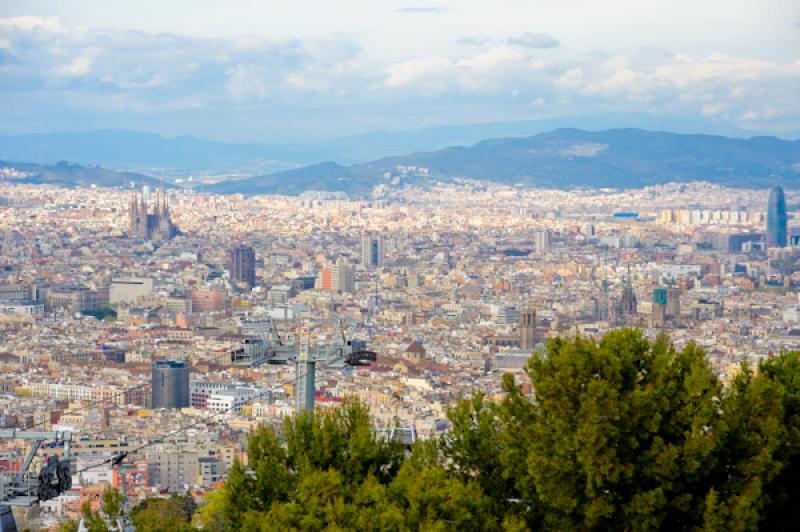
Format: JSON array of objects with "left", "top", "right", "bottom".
[{"left": 767, "top": 186, "right": 788, "bottom": 249}]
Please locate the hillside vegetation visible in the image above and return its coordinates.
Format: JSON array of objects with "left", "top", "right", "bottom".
[{"left": 65, "top": 330, "right": 800, "bottom": 531}]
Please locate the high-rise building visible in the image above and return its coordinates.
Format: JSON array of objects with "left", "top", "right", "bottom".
[
  {"left": 651, "top": 288, "right": 668, "bottom": 327},
  {"left": 518, "top": 307, "right": 536, "bottom": 351},
  {"left": 231, "top": 245, "right": 256, "bottom": 288},
  {"left": 361, "top": 233, "right": 384, "bottom": 268},
  {"left": 319, "top": 268, "right": 334, "bottom": 291},
  {"left": 534, "top": 230, "right": 551, "bottom": 253},
  {"left": 332, "top": 257, "right": 355, "bottom": 293},
  {"left": 151, "top": 360, "right": 190, "bottom": 409},
  {"left": 767, "top": 186, "right": 788, "bottom": 249},
  {"left": 666, "top": 287, "right": 681, "bottom": 317},
  {"left": 148, "top": 448, "right": 199, "bottom": 492},
  {"left": 129, "top": 183, "right": 178, "bottom": 242}
]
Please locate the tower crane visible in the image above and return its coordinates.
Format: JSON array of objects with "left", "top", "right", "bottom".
[
  {"left": 0, "top": 430, "right": 73, "bottom": 531},
  {"left": 229, "top": 319, "right": 376, "bottom": 411}
]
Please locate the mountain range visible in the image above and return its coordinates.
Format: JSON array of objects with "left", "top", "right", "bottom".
[
  {"left": 0, "top": 160, "right": 160, "bottom": 188},
  {"left": 0, "top": 115, "right": 784, "bottom": 176},
  {"left": 208, "top": 128, "right": 800, "bottom": 195},
  {"left": 1, "top": 128, "right": 798, "bottom": 195}
]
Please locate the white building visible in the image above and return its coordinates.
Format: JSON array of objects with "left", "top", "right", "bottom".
[
  {"left": 109, "top": 277, "right": 154, "bottom": 305},
  {"left": 0, "top": 300, "right": 44, "bottom": 317}
]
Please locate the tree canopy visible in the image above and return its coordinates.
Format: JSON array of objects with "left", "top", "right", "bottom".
[{"left": 68, "top": 330, "right": 800, "bottom": 531}]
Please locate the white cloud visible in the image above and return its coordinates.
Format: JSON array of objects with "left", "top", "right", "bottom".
[
  {"left": 0, "top": 15, "right": 363, "bottom": 108},
  {"left": 385, "top": 56, "right": 453, "bottom": 90},
  {"left": 508, "top": 32, "right": 559, "bottom": 49},
  {"left": 1, "top": 15, "right": 798, "bottom": 137},
  {"left": 54, "top": 56, "right": 94, "bottom": 76},
  {"left": 556, "top": 68, "right": 583, "bottom": 88},
  {"left": 385, "top": 46, "right": 554, "bottom": 94},
  {"left": 0, "top": 16, "right": 62, "bottom": 31},
  {"left": 225, "top": 64, "right": 270, "bottom": 102},
  {"left": 701, "top": 103, "right": 724, "bottom": 117},
  {"left": 456, "top": 36, "right": 495, "bottom": 47}
]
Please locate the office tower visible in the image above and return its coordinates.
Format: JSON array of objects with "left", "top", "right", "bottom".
[
  {"left": 129, "top": 183, "right": 178, "bottom": 242},
  {"left": 151, "top": 360, "right": 190, "bottom": 409},
  {"left": 332, "top": 257, "right": 355, "bottom": 293},
  {"left": 651, "top": 288, "right": 668, "bottom": 327},
  {"left": 518, "top": 307, "right": 536, "bottom": 351},
  {"left": 361, "top": 232, "right": 384, "bottom": 268},
  {"left": 767, "top": 186, "right": 788, "bottom": 249},
  {"left": 231, "top": 245, "right": 256, "bottom": 288},
  {"left": 534, "top": 229, "right": 551, "bottom": 253}
]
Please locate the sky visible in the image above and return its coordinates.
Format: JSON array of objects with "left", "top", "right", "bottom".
[{"left": 1, "top": 0, "right": 799, "bottom": 142}]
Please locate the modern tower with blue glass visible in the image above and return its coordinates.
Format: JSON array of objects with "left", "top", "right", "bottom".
[{"left": 767, "top": 186, "right": 788, "bottom": 249}]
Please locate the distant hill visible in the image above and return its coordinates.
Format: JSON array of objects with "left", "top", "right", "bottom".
[
  {"left": 1, "top": 116, "right": 781, "bottom": 175},
  {"left": 0, "top": 131, "right": 301, "bottom": 175},
  {"left": 209, "top": 128, "right": 800, "bottom": 196},
  {"left": 207, "top": 162, "right": 361, "bottom": 195},
  {"left": 0, "top": 160, "right": 161, "bottom": 188},
  {"left": 4, "top": 128, "right": 799, "bottom": 195}
]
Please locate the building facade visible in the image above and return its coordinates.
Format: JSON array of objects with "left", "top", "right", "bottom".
[
  {"left": 129, "top": 184, "right": 178, "bottom": 242},
  {"left": 767, "top": 186, "right": 788, "bottom": 249},
  {"left": 518, "top": 307, "right": 536, "bottom": 351},
  {"left": 361, "top": 232, "right": 384, "bottom": 268},
  {"left": 231, "top": 245, "right": 256, "bottom": 288},
  {"left": 151, "top": 360, "right": 190, "bottom": 409}
]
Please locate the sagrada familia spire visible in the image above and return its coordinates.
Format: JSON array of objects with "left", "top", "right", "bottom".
[{"left": 129, "top": 181, "right": 179, "bottom": 242}]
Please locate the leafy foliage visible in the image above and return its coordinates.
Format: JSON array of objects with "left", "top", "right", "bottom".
[
  {"left": 130, "top": 493, "right": 196, "bottom": 532},
  {"left": 67, "top": 331, "right": 800, "bottom": 531}
]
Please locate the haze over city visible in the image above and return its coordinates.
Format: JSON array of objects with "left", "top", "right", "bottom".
[{"left": 0, "top": 1, "right": 800, "bottom": 531}]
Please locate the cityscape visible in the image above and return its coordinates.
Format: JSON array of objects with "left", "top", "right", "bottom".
[{"left": 1, "top": 0, "right": 799, "bottom": 530}]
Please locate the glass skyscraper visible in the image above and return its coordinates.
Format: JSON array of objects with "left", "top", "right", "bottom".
[{"left": 767, "top": 186, "right": 788, "bottom": 249}]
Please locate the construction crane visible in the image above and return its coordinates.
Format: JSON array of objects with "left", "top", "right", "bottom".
[
  {"left": 0, "top": 430, "right": 73, "bottom": 532},
  {"left": 230, "top": 319, "right": 376, "bottom": 411}
]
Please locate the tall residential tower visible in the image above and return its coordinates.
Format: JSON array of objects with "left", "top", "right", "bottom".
[
  {"left": 231, "top": 245, "right": 256, "bottom": 288},
  {"left": 361, "top": 232, "right": 384, "bottom": 269}
]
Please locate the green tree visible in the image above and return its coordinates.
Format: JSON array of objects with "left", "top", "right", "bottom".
[
  {"left": 196, "top": 398, "right": 406, "bottom": 531},
  {"left": 191, "top": 330, "right": 800, "bottom": 531},
  {"left": 284, "top": 398, "right": 405, "bottom": 485},
  {"left": 130, "top": 494, "right": 196, "bottom": 532},
  {"left": 500, "top": 330, "right": 725, "bottom": 530},
  {"left": 195, "top": 458, "right": 258, "bottom": 530},
  {"left": 440, "top": 393, "right": 518, "bottom": 518},
  {"left": 758, "top": 351, "right": 800, "bottom": 529},
  {"left": 388, "top": 440, "right": 499, "bottom": 531},
  {"left": 701, "top": 352, "right": 800, "bottom": 530}
]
